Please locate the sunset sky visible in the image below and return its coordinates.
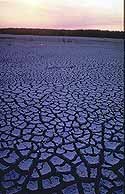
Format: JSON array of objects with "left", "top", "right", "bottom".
[{"left": 0, "top": 0, "right": 124, "bottom": 31}]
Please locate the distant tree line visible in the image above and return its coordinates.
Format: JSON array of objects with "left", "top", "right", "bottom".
[{"left": 0, "top": 28, "right": 124, "bottom": 39}]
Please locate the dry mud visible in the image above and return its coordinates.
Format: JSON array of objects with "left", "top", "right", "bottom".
[{"left": 0, "top": 36, "right": 124, "bottom": 194}]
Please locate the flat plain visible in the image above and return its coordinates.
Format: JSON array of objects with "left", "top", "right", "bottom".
[{"left": 0, "top": 35, "right": 124, "bottom": 194}]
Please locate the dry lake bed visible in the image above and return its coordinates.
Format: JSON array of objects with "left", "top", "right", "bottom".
[{"left": 0, "top": 35, "right": 124, "bottom": 194}]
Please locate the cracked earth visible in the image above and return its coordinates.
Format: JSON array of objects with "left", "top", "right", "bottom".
[{"left": 0, "top": 36, "right": 124, "bottom": 194}]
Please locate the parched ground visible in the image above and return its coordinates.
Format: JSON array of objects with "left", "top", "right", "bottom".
[{"left": 0, "top": 36, "right": 124, "bottom": 194}]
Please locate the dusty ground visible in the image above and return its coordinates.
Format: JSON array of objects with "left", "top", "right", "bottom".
[{"left": 0, "top": 36, "right": 124, "bottom": 194}]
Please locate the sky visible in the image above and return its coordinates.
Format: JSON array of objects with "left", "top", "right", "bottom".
[{"left": 0, "top": 0, "right": 124, "bottom": 31}]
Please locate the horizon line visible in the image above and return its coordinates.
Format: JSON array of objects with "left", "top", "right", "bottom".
[{"left": 0, "top": 27, "right": 124, "bottom": 32}]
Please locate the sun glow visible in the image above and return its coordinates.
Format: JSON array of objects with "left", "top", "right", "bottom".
[
  {"left": 21, "top": 0, "right": 41, "bottom": 6},
  {"left": 0, "top": 0, "right": 123, "bottom": 31}
]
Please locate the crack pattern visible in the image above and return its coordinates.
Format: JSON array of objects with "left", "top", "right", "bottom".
[{"left": 0, "top": 36, "right": 124, "bottom": 194}]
